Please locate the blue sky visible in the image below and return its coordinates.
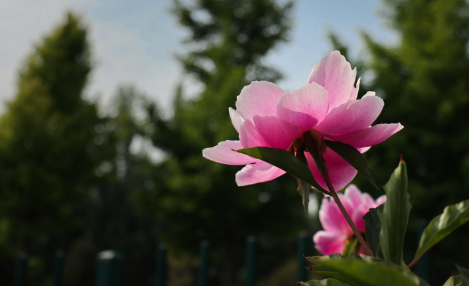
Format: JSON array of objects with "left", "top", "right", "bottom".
[{"left": 0, "top": 0, "right": 397, "bottom": 113}]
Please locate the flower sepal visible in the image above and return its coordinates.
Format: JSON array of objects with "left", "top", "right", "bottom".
[
  {"left": 296, "top": 145, "right": 312, "bottom": 212},
  {"left": 341, "top": 238, "right": 358, "bottom": 257}
]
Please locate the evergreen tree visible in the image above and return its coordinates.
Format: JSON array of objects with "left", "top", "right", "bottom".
[
  {"left": 137, "top": 0, "right": 311, "bottom": 285},
  {"left": 63, "top": 86, "right": 163, "bottom": 286},
  {"left": 90, "top": 86, "right": 159, "bottom": 286},
  {"left": 0, "top": 13, "right": 113, "bottom": 278},
  {"left": 343, "top": 0, "right": 469, "bottom": 283}
]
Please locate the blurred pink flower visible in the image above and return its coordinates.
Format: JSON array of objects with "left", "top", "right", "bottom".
[
  {"left": 202, "top": 51, "right": 403, "bottom": 190},
  {"left": 313, "top": 185, "right": 386, "bottom": 255}
]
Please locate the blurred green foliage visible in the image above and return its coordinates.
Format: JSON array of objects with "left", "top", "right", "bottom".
[
  {"left": 0, "top": 13, "right": 114, "bottom": 285},
  {"left": 0, "top": 12, "right": 108, "bottom": 240},
  {"left": 0, "top": 13, "right": 159, "bottom": 286}
]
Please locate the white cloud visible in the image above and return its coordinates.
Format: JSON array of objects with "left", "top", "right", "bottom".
[
  {"left": 0, "top": 0, "right": 396, "bottom": 117},
  {"left": 87, "top": 18, "right": 182, "bottom": 112},
  {"left": 0, "top": 0, "right": 183, "bottom": 114},
  {"left": 0, "top": 0, "right": 102, "bottom": 111}
]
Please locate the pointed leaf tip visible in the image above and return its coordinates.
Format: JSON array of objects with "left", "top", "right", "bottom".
[
  {"left": 456, "top": 264, "right": 469, "bottom": 285},
  {"left": 412, "top": 199, "right": 469, "bottom": 265},
  {"left": 442, "top": 275, "right": 462, "bottom": 286},
  {"left": 341, "top": 238, "right": 358, "bottom": 257},
  {"left": 363, "top": 208, "right": 381, "bottom": 257},
  {"left": 378, "top": 160, "right": 411, "bottom": 265}
]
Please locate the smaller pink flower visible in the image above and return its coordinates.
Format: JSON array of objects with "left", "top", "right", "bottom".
[{"left": 313, "top": 185, "right": 386, "bottom": 255}]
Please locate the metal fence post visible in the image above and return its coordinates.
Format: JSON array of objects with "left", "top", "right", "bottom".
[
  {"left": 198, "top": 240, "right": 209, "bottom": 286},
  {"left": 297, "top": 233, "right": 308, "bottom": 282},
  {"left": 245, "top": 236, "right": 256, "bottom": 286},
  {"left": 155, "top": 244, "right": 167, "bottom": 286},
  {"left": 95, "top": 250, "right": 124, "bottom": 286},
  {"left": 53, "top": 251, "right": 64, "bottom": 286},
  {"left": 417, "top": 220, "right": 430, "bottom": 283},
  {"left": 14, "top": 252, "right": 28, "bottom": 286}
]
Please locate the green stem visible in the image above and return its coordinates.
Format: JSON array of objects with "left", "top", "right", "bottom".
[
  {"left": 407, "top": 258, "right": 419, "bottom": 268},
  {"left": 321, "top": 164, "right": 374, "bottom": 257},
  {"left": 302, "top": 131, "right": 373, "bottom": 256}
]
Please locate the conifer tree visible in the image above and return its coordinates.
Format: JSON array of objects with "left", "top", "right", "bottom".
[
  {"left": 62, "top": 85, "right": 159, "bottom": 286},
  {"left": 352, "top": 0, "right": 469, "bottom": 282},
  {"left": 0, "top": 12, "right": 113, "bottom": 249}
]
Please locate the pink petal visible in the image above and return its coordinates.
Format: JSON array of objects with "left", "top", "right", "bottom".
[
  {"left": 253, "top": 116, "right": 305, "bottom": 149},
  {"left": 315, "top": 185, "right": 388, "bottom": 254},
  {"left": 358, "top": 146, "right": 371, "bottom": 153},
  {"left": 349, "top": 77, "right": 360, "bottom": 101},
  {"left": 336, "top": 192, "right": 355, "bottom": 220},
  {"left": 358, "top": 246, "right": 369, "bottom": 255},
  {"left": 239, "top": 119, "right": 269, "bottom": 148},
  {"left": 344, "top": 185, "right": 364, "bottom": 207},
  {"left": 315, "top": 92, "right": 384, "bottom": 135},
  {"left": 235, "top": 81, "right": 285, "bottom": 122},
  {"left": 327, "top": 123, "right": 404, "bottom": 148},
  {"left": 229, "top": 107, "right": 244, "bottom": 133},
  {"left": 375, "top": 195, "right": 387, "bottom": 207},
  {"left": 306, "top": 148, "right": 358, "bottom": 192},
  {"left": 348, "top": 192, "right": 380, "bottom": 233},
  {"left": 337, "top": 192, "right": 372, "bottom": 234},
  {"left": 307, "top": 51, "right": 357, "bottom": 110},
  {"left": 361, "top": 192, "right": 376, "bottom": 210},
  {"left": 276, "top": 83, "right": 329, "bottom": 131},
  {"left": 313, "top": 231, "right": 347, "bottom": 255},
  {"left": 202, "top": 140, "right": 259, "bottom": 165},
  {"left": 319, "top": 197, "right": 353, "bottom": 236},
  {"left": 235, "top": 161, "right": 285, "bottom": 186},
  {"left": 351, "top": 199, "right": 373, "bottom": 233},
  {"left": 351, "top": 207, "right": 367, "bottom": 233}
]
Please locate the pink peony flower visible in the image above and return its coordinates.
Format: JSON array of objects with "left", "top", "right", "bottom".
[
  {"left": 313, "top": 184, "right": 386, "bottom": 255},
  {"left": 202, "top": 51, "right": 403, "bottom": 190}
]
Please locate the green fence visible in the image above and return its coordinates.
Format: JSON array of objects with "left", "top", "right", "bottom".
[{"left": 12, "top": 232, "right": 430, "bottom": 285}]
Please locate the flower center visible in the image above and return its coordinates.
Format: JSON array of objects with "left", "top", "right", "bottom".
[
  {"left": 308, "top": 129, "right": 327, "bottom": 154},
  {"left": 290, "top": 129, "right": 327, "bottom": 155}
]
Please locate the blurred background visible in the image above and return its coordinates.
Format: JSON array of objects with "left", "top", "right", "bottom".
[{"left": 1, "top": 0, "right": 469, "bottom": 285}]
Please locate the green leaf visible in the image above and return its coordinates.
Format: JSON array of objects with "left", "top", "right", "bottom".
[
  {"left": 301, "top": 279, "right": 351, "bottom": 286},
  {"left": 411, "top": 200, "right": 469, "bottom": 265},
  {"left": 325, "top": 140, "right": 381, "bottom": 191},
  {"left": 442, "top": 276, "right": 462, "bottom": 286},
  {"left": 297, "top": 178, "right": 311, "bottom": 213},
  {"left": 456, "top": 264, "right": 469, "bottom": 285},
  {"left": 342, "top": 238, "right": 358, "bottom": 257},
  {"left": 296, "top": 147, "right": 311, "bottom": 212},
  {"left": 304, "top": 133, "right": 326, "bottom": 172},
  {"left": 377, "top": 160, "right": 411, "bottom": 265},
  {"left": 310, "top": 256, "right": 429, "bottom": 286},
  {"left": 363, "top": 208, "right": 381, "bottom": 257},
  {"left": 237, "top": 147, "right": 331, "bottom": 195},
  {"left": 401, "top": 260, "right": 411, "bottom": 272}
]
